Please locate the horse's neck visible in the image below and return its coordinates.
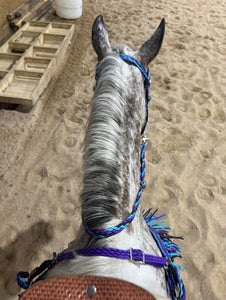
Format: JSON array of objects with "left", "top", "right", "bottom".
[
  {"left": 81, "top": 55, "right": 146, "bottom": 234},
  {"left": 80, "top": 55, "right": 161, "bottom": 253},
  {"left": 48, "top": 55, "right": 167, "bottom": 297}
]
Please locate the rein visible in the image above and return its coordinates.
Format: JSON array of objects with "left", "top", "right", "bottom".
[
  {"left": 118, "top": 53, "right": 151, "bottom": 135},
  {"left": 17, "top": 54, "right": 186, "bottom": 300}
]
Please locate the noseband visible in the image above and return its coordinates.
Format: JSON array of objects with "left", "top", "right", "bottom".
[{"left": 17, "top": 55, "right": 186, "bottom": 300}]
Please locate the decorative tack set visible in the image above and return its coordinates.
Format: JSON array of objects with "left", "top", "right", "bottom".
[{"left": 17, "top": 54, "right": 186, "bottom": 300}]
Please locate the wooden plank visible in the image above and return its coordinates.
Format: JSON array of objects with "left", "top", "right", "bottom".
[
  {"left": 25, "top": 1, "right": 54, "bottom": 23},
  {"left": 0, "top": 53, "right": 21, "bottom": 60},
  {"left": 29, "top": 21, "right": 49, "bottom": 27},
  {"left": 32, "top": 46, "right": 57, "bottom": 58},
  {"left": 17, "top": 57, "right": 51, "bottom": 72},
  {"left": 13, "top": 31, "right": 41, "bottom": 44},
  {"left": 44, "top": 33, "right": 66, "bottom": 41},
  {"left": 0, "top": 59, "right": 15, "bottom": 71},
  {"left": 7, "top": 0, "right": 41, "bottom": 22},
  {"left": 14, "top": 69, "right": 43, "bottom": 78},
  {"left": 23, "top": 57, "right": 51, "bottom": 64},
  {"left": 15, "top": 0, "right": 53, "bottom": 29},
  {"left": 31, "top": 57, "right": 56, "bottom": 104},
  {"left": 8, "top": 42, "right": 31, "bottom": 54},
  {"left": 38, "top": 5, "right": 55, "bottom": 22},
  {"left": 0, "top": 53, "right": 21, "bottom": 71},
  {"left": 47, "top": 23, "right": 74, "bottom": 35},
  {"left": 0, "top": 72, "right": 14, "bottom": 93},
  {"left": 52, "top": 23, "right": 73, "bottom": 30},
  {"left": 6, "top": 83, "right": 36, "bottom": 95},
  {"left": 23, "top": 21, "right": 49, "bottom": 32}
]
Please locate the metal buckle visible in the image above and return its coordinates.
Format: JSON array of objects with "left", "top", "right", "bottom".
[
  {"left": 142, "top": 136, "right": 149, "bottom": 143},
  {"left": 129, "top": 248, "right": 145, "bottom": 264}
]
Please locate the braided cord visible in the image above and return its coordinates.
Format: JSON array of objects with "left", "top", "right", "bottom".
[
  {"left": 118, "top": 54, "right": 150, "bottom": 81},
  {"left": 118, "top": 54, "right": 151, "bottom": 134}
]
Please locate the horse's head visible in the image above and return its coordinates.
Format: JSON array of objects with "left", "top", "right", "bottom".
[
  {"left": 92, "top": 15, "right": 165, "bottom": 68},
  {"left": 91, "top": 15, "right": 165, "bottom": 135}
]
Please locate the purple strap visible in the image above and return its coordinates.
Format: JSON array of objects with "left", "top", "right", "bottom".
[{"left": 57, "top": 247, "right": 167, "bottom": 269}]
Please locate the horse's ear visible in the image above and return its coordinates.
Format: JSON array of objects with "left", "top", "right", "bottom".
[
  {"left": 92, "top": 15, "right": 111, "bottom": 61},
  {"left": 138, "top": 18, "right": 165, "bottom": 67}
]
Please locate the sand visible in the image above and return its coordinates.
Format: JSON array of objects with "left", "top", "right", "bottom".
[{"left": 0, "top": 0, "right": 225, "bottom": 299}]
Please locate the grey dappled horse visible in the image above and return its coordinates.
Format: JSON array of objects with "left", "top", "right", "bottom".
[{"left": 17, "top": 15, "right": 185, "bottom": 300}]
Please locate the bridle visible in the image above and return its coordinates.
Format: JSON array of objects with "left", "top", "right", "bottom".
[{"left": 17, "top": 54, "right": 186, "bottom": 300}]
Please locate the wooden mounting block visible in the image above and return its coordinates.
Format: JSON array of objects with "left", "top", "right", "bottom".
[{"left": 0, "top": 21, "right": 74, "bottom": 106}]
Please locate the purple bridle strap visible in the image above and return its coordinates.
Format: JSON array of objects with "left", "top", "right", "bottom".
[{"left": 57, "top": 247, "right": 167, "bottom": 268}]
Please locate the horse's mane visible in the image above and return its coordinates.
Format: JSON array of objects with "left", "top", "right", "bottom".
[{"left": 81, "top": 53, "right": 126, "bottom": 231}]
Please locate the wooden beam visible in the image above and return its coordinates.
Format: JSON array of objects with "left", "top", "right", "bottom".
[
  {"left": 27, "top": 0, "right": 54, "bottom": 23},
  {"left": 7, "top": 0, "right": 41, "bottom": 23},
  {"left": 8, "top": 0, "right": 54, "bottom": 32}
]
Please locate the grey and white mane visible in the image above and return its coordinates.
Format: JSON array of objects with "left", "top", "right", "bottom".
[{"left": 82, "top": 51, "right": 146, "bottom": 231}]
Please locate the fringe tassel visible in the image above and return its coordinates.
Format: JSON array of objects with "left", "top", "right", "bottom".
[{"left": 143, "top": 209, "right": 186, "bottom": 300}]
